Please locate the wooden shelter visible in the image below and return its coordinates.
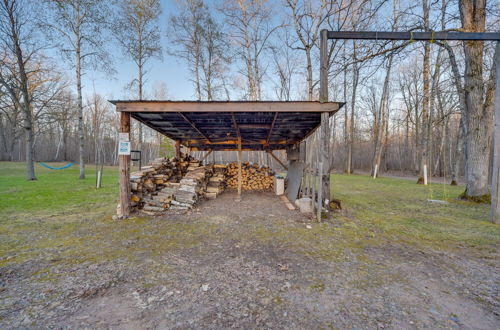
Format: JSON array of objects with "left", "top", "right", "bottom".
[{"left": 111, "top": 100, "right": 344, "bottom": 217}]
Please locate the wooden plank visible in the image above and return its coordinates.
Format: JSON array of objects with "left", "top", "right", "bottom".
[
  {"left": 237, "top": 124, "right": 272, "bottom": 129},
  {"left": 317, "top": 162, "right": 323, "bottom": 222},
  {"left": 267, "top": 150, "right": 288, "bottom": 170},
  {"left": 327, "top": 31, "right": 500, "bottom": 41},
  {"left": 119, "top": 112, "right": 131, "bottom": 217},
  {"left": 320, "top": 29, "right": 329, "bottom": 102},
  {"left": 113, "top": 100, "right": 342, "bottom": 113},
  {"left": 175, "top": 140, "right": 181, "bottom": 158},
  {"left": 280, "top": 195, "right": 296, "bottom": 210},
  {"left": 232, "top": 113, "right": 241, "bottom": 140},
  {"left": 266, "top": 112, "right": 278, "bottom": 143},
  {"left": 237, "top": 139, "right": 242, "bottom": 199},
  {"left": 286, "top": 161, "right": 304, "bottom": 203},
  {"left": 320, "top": 29, "right": 332, "bottom": 208},
  {"left": 185, "top": 139, "right": 290, "bottom": 145},
  {"left": 201, "top": 149, "right": 213, "bottom": 161}
]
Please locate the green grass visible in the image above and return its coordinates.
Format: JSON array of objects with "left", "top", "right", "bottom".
[
  {"left": 332, "top": 174, "right": 497, "bottom": 250},
  {"left": 0, "top": 162, "right": 497, "bottom": 272},
  {"left": 0, "top": 161, "right": 118, "bottom": 215}
]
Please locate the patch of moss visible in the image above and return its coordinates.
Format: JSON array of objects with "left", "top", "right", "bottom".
[
  {"left": 459, "top": 190, "right": 491, "bottom": 204},
  {"left": 309, "top": 281, "right": 325, "bottom": 292},
  {"left": 272, "top": 295, "right": 284, "bottom": 305}
]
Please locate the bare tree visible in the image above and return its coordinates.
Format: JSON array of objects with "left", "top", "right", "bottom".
[
  {"left": 113, "top": 0, "right": 162, "bottom": 150},
  {"left": 284, "top": 0, "right": 333, "bottom": 101},
  {"left": 167, "top": 0, "right": 205, "bottom": 100},
  {"left": 42, "top": 0, "right": 113, "bottom": 179},
  {"left": 221, "top": 0, "right": 280, "bottom": 100},
  {"left": 0, "top": 0, "right": 37, "bottom": 180}
]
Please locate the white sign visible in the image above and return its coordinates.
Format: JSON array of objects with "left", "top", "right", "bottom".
[
  {"left": 119, "top": 133, "right": 129, "bottom": 142},
  {"left": 118, "top": 141, "right": 131, "bottom": 155}
]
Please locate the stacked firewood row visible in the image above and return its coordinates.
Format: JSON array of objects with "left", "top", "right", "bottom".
[
  {"left": 129, "top": 157, "right": 274, "bottom": 215},
  {"left": 130, "top": 156, "right": 194, "bottom": 214},
  {"left": 169, "top": 160, "right": 213, "bottom": 210},
  {"left": 205, "top": 164, "right": 227, "bottom": 199},
  {"left": 226, "top": 162, "right": 274, "bottom": 190}
]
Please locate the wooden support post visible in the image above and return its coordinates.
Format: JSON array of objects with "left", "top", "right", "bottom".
[
  {"left": 320, "top": 29, "right": 331, "bottom": 208},
  {"left": 175, "top": 140, "right": 181, "bottom": 159},
  {"left": 311, "top": 168, "right": 316, "bottom": 215},
  {"left": 119, "top": 112, "right": 131, "bottom": 218},
  {"left": 202, "top": 149, "right": 213, "bottom": 161},
  {"left": 267, "top": 150, "right": 288, "bottom": 170},
  {"left": 491, "top": 41, "right": 500, "bottom": 224},
  {"left": 423, "top": 165, "right": 428, "bottom": 185},
  {"left": 317, "top": 162, "right": 323, "bottom": 221},
  {"left": 237, "top": 139, "right": 242, "bottom": 201}
]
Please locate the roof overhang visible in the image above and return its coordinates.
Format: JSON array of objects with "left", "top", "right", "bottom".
[{"left": 110, "top": 100, "right": 344, "bottom": 151}]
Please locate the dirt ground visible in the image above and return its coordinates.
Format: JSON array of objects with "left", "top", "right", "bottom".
[{"left": 1, "top": 191, "right": 499, "bottom": 329}]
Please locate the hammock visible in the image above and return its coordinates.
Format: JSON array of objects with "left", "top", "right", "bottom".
[{"left": 38, "top": 162, "right": 76, "bottom": 170}]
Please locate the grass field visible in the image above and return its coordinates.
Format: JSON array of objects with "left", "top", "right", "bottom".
[
  {"left": 0, "top": 161, "right": 497, "bottom": 257},
  {"left": 0, "top": 161, "right": 498, "bottom": 328}
]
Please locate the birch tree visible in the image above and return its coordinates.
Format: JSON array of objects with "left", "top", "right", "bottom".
[
  {"left": 42, "top": 0, "right": 113, "bottom": 179},
  {"left": 221, "top": 0, "right": 280, "bottom": 100},
  {"left": 113, "top": 0, "right": 162, "bottom": 150}
]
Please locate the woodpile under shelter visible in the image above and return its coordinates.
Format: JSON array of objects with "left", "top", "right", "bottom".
[{"left": 110, "top": 100, "right": 344, "bottom": 217}]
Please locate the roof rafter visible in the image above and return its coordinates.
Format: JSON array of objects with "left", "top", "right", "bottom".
[{"left": 177, "top": 112, "right": 212, "bottom": 143}]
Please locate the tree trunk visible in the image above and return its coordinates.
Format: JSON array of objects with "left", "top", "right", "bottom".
[
  {"left": 460, "top": 0, "right": 491, "bottom": 200},
  {"left": 418, "top": 41, "right": 430, "bottom": 184},
  {"left": 372, "top": 55, "right": 393, "bottom": 177},
  {"left": 138, "top": 60, "right": 143, "bottom": 150},
  {"left": 306, "top": 47, "right": 313, "bottom": 101},
  {"left": 6, "top": 1, "right": 36, "bottom": 180},
  {"left": 76, "top": 20, "right": 85, "bottom": 179},
  {"left": 347, "top": 57, "right": 359, "bottom": 175}
]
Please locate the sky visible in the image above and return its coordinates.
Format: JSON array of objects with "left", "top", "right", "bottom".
[{"left": 81, "top": 0, "right": 193, "bottom": 101}]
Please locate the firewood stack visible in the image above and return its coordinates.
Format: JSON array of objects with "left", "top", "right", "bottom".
[
  {"left": 226, "top": 162, "right": 274, "bottom": 190},
  {"left": 130, "top": 155, "right": 194, "bottom": 214},
  {"left": 170, "top": 160, "right": 212, "bottom": 210},
  {"left": 205, "top": 164, "right": 227, "bottom": 199}
]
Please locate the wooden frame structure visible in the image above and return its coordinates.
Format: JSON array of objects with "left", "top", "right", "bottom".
[
  {"left": 325, "top": 30, "right": 500, "bottom": 223},
  {"left": 113, "top": 100, "right": 343, "bottom": 217}
]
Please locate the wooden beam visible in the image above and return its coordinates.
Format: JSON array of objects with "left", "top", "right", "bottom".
[
  {"left": 190, "top": 147, "right": 287, "bottom": 151},
  {"left": 113, "top": 101, "right": 343, "bottom": 113},
  {"left": 266, "top": 112, "right": 278, "bottom": 143},
  {"left": 184, "top": 139, "right": 290, "bottom": 145},
  {"left": 119, "top": 112, "right": 131, "bottom": 217},
  {"left": 317, "top": 162, "right": 323, "bottom": 221},
  {"left": 320, "top": 30, "right": 329, "bottom": 103},
  {"left": 267, "top": 150, "right": 288, "bottom": 170},
  {"left": 232, "top": 113, "right": 241, "bottom": 140},
  {"left": 177, "top": 112, "right": 212, "bottom": 143},
  {"left": 237, "top": 139, "right": 242, "bottom": 200},
  {"left": 320, "top": 29, "right": 331, "bottom": 209},
  {"left": 175, "top": 140, "right": 181, "bottom": 159},
  {"left": 202, "top": 149, "right": 213, "bottom": 161},
  {"left": 491, "top": 41, "right": 500, "bottom": 224},
  {"left": 327, "top": 31, "right": 500, "bottom": 41},
  {"left": 236, "top": 124, "right": 273, "bottom": 129}
]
